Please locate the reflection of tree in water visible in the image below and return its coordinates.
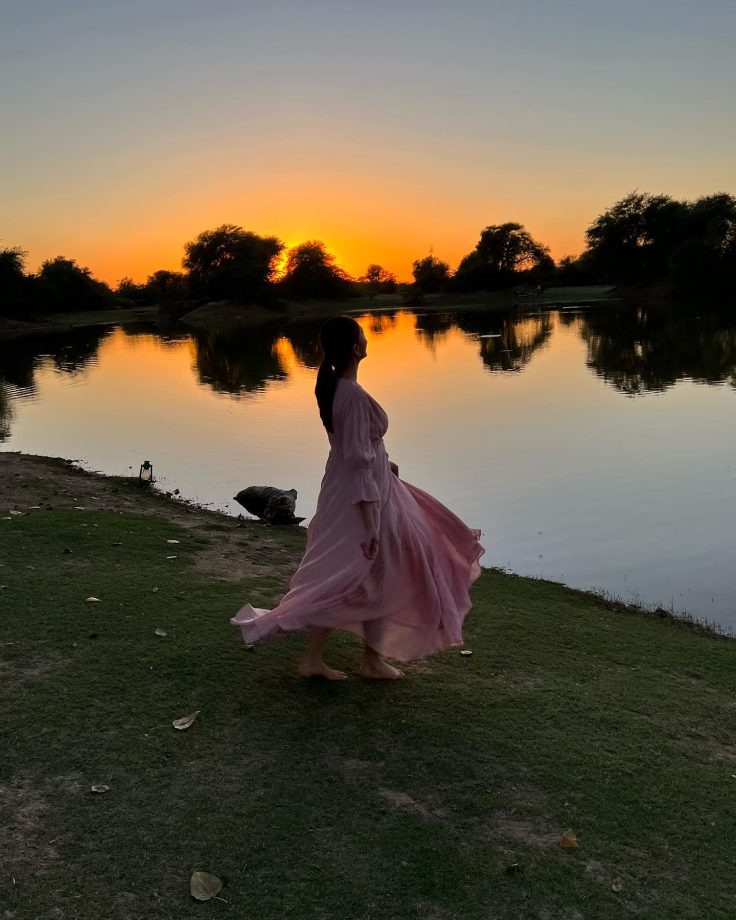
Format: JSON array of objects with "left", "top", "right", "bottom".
[
  {"left": 579, "top": 306, "right": 736, "bottom": 395},
  {"left": 363, "top": 311, "right": 399, "bottom": 336},
  {"left": 456, "top": 310, "right": 553, "bottom": 371},
  {"left": 191, "top": 325, "right": 288, "bottom": 394},
  {"left": 51, "top": 327, "right": 113, "bottom": 374},
  {"left": 414, "top": 309, "right": 552, "bottom": 369},
  {"left": 0, "top": 326, "right": 114, "bottom": 441},
  {"left": 119, "top": 321, "right": 192, "bottom": 347},
  {"left": 0, "top": 326, "right": 113, "bottom": 395},
  {"left": 282, "top": 312, "right": 401, "bottom": 369},
  {"left": 281, "top": 320, "right": 323, "bottom": 369},
  {"left": 413, "top": 312, "right": 455, "bottom": 351}
]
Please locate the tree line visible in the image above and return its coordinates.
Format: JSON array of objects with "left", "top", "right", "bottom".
[{"left": 1, "top": 190, "right": 734, "bottom": 318}]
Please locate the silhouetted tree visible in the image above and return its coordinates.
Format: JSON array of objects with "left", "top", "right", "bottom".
[
  {"left": 115, "top": 276, "right": 146, "bottom": 304},
  {"left": 143, "top": 270, "right": 187, "bottom": 304},
  {"left": 361, "top": 263, "right": 397, "bottom": 298},
  {"left": 454, "top": 223, "right": 551, "bottom": 291},
  {"left": 279, "top": 241, "right": 354, "bottom": 299},
  {"left": 584, "top": 192, "right": 689, "bottom": 284},
  {"left": 668, "top": 193, "right": 736, "bottom": 293},
  {"left": 30, "top": 257, "right": 113, "bottom": 313},
  {"left": 0, "top": 247, "right": 28, "bottom": 317},
  {"left": 555, "top": 253, "right": 597, "bottom": 285},
  {"left": 584, "top": 190, "right": 736, "bottom": 292},
  {"left": 183, "top": 225, "right": 283, "bottom": 303},
  {"left": 412, "top": 254, "right": 451, "bottom": 294}
]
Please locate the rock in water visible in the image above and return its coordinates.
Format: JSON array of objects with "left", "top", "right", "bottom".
[{"left": 234, "top": 486, "right": 305, "bottom": 525}]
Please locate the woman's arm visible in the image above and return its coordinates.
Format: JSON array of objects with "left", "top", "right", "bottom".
[
  {"left": 357, "top": 500, "right": 379, "bottom": 559},
  {"left": 341, "top": 390, "right": 380, "bottom": 558}
]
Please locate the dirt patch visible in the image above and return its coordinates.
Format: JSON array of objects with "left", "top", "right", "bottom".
[
  {"left": 0, "top": 774, "right": 83, "bottom": 876},
  {"left": 330, "top": 753, "right": 448, "bottom": 821},
  {"left": 493, "top": 669, "right": 548, "bottom": 693},
  {"left": 0, "top": 452, "right": 304, "bottom": 583},
  {"left": 706, "top": 740, "right": 736, "bottom": 763},
  {"left": 377, "top": 787, "right": 448, "bottom": 820},
  {"left": 191, "top": 533, "right": 297, "bottom": 583},
  {"left": 493, "top": 815, "right": 561, "bottom": 848},
  {"left": 0, "top": 655, "right": 67, "bottom": 690}
]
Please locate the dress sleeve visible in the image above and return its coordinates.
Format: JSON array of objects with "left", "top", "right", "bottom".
[{"left": 341, "top": 389, "right": 380, "bottom": 504}]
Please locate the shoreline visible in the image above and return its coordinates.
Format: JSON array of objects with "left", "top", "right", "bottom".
[
  {"left": 0, "top": 285, "right": 618, "bottom": 342},
  {"left": 0, "top": 448, "right": 728, "bottom": 640}
]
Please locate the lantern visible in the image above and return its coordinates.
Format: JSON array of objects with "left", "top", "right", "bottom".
[{"left": 139, "top": 460, "right": 154, "bottom": 484}]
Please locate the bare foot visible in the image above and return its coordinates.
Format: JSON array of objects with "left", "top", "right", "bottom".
[
  {"left": 297, "top": 660, "right": 348, "bottom": 680},
  {"left": 359, "top": 659, "right": 405, "bottom": 680}
]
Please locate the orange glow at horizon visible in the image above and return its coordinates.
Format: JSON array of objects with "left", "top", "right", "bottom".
[
  {"left": 20, "top": 222, "right": 585, "bottom": 288},
  {"left": 14, "top": 171, "right": 591, "bottom": 288}
]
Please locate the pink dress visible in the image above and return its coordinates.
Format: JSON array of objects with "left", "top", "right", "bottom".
[{"left": 230, "top": 378, "right": 485, "bottom": 661}]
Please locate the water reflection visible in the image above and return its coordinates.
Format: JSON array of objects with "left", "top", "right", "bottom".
[
  {"left": 579, "top": 306, "right": 736, "bottom": 395},
  {"left": 0, "top": 326, "right": 113, "bottom": 396},
  {"left": 2, "top": 304, "right": 736, "bottom": 628},
  {"left": 3, "top": 306, "right": 736, "bottom": 416},
  {"left": 0, "top": 381, "right": 12, "bottom": 440},
  {"left": 191, "top": 325, "right": 287, "bottom": 395},
  {"left": 414, "top": 310, "right": 553, "bottom": 371},
  {"left": 282, "top": 320, "right": 329, "bottom": 369}
]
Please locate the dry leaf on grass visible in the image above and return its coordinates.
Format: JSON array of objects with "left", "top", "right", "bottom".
[
  {"left": 154, "top": 628, "right": 168, "bottom": 637},
  {"left": 90, "top": 784, "right": 110, "bottom": 794},
  {"left": 611, "top": 878, "right": 623, "bottom": 892},
  {"left": 559, "top": 829, "right": 579, "bottom": 848},
  {"left": 190, "top": 870, "right": 222, "bottom": 901},
  {"left": 173, "top": 711, "right": 200, "bottom": 731},
  {"left": 460, "top": 649, "right": 473, "bottom": 657},
  {"left": 86, "top": 596, "right": 102, "bottom": 603},
  {"left": 166, "top": 539, "right": 181, "bottom": 544}
]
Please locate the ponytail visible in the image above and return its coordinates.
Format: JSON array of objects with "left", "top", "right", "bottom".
[
  {"left": 314, "top": 316, "right": 362, "bottom": 432},
  {"left": 315, "top": 357, "right": 338, "bottom": 431}
]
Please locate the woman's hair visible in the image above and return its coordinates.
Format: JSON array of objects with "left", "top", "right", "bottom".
[{"left": 315, "top": 315, "right": 362, "bottom": 431}]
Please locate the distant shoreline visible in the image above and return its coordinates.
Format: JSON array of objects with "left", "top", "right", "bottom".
[{"left": 0, "top": 285, "right": 618, "bottom": 342}]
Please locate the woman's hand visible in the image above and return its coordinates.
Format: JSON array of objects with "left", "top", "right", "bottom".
[
  {"left": 389, "top": 460, "right": 399, "bottom": 477},
  {"left": 361, "top": 523, "right": 379, "bottom": 560}
]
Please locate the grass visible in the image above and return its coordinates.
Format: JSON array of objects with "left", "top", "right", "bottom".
[{"left": 1, "top": 507, "right": 735, "bottom": 919}]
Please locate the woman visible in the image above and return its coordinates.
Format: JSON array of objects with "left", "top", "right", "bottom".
[{"left": 230, "top": 316, "right": 484, "bottom": 679}]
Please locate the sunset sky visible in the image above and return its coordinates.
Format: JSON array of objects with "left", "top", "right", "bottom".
[{"left": 3, "top": 0, "right": 734, "bottom": 285}]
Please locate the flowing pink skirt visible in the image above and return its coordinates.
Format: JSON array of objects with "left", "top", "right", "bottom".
[{"left": 231, "top": 460, "right": 485, "bottom": 661}]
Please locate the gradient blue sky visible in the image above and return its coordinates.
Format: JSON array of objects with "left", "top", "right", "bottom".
[{"left": 2, "top": 0, "right": 734, "bottom": 283}]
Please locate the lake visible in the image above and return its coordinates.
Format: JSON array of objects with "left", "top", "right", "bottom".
[{"left": 2, "top": 303, "right": 735, "bottom": 630}]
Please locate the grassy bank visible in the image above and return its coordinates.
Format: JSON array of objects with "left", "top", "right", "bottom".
[{"left": 1, "top": 456, "right": 734, "bottom": 919}]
